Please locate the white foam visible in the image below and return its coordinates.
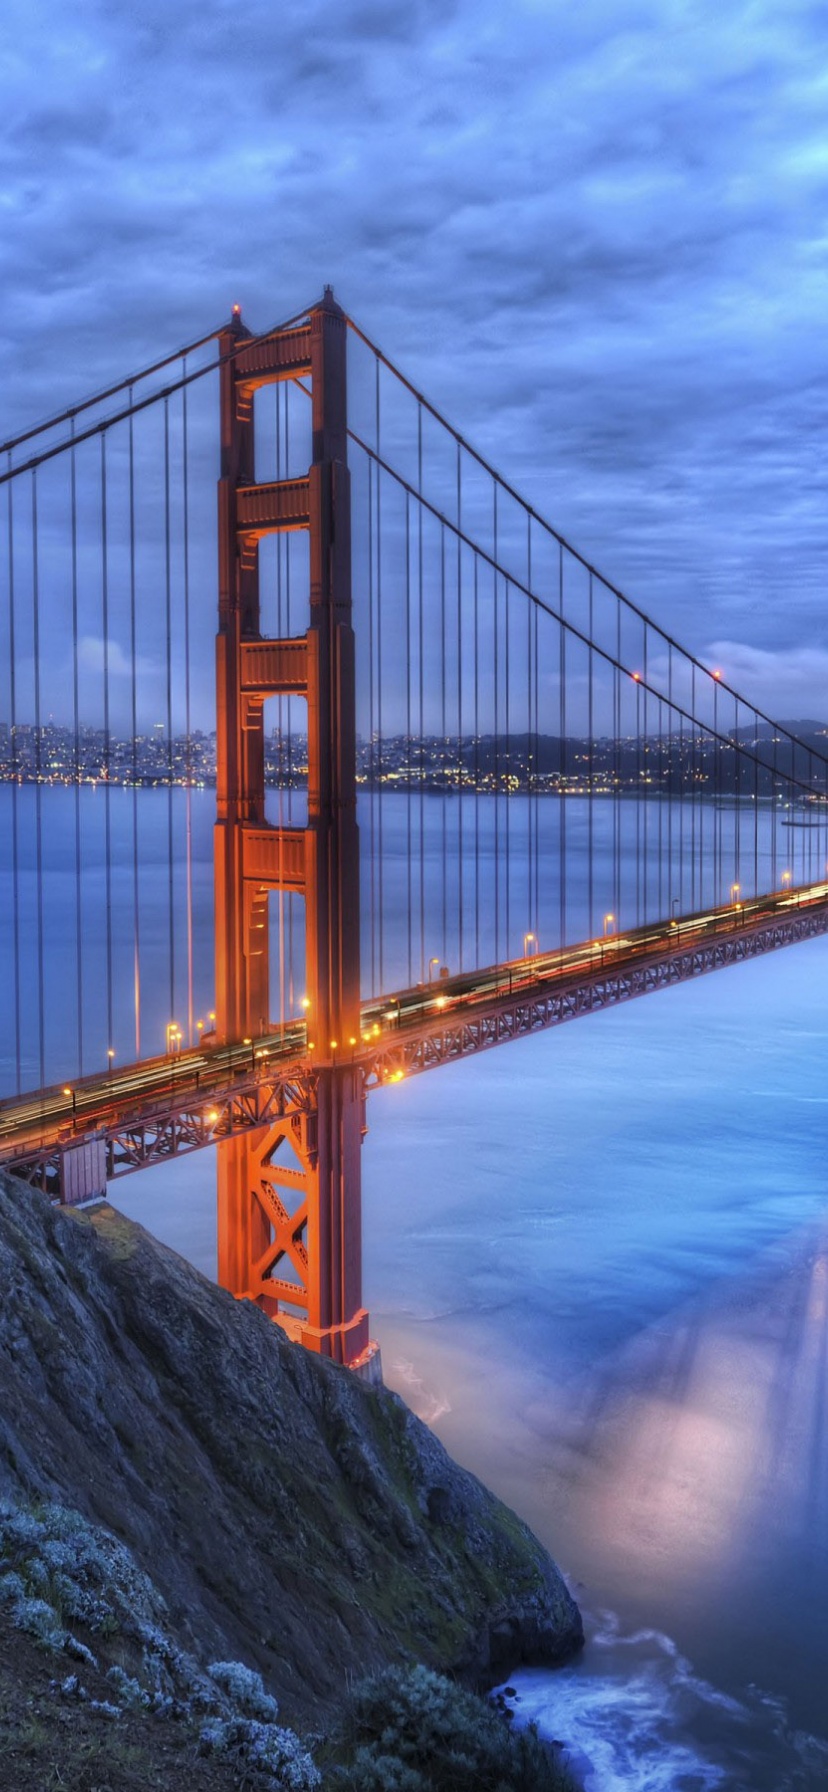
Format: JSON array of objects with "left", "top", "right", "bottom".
[{"left": 495, "top": 1613, "right": 828, "bottom": 1792}]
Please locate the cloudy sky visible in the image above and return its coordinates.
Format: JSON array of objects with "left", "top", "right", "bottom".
[{"left": 2, "top": 0, "right": 828, "bottom": 720}]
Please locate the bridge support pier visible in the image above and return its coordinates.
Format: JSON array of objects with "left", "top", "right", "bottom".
[
  {"left": 216, "top": 1067, "right": 368, "bottom": 1363},
  {"left": 214, "top": 290, "right": 372, "bottom": 1367}
]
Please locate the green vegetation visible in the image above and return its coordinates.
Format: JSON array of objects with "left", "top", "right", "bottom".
[{"left": 322, "top": 1664, "right": 578, "bottom": 1792}]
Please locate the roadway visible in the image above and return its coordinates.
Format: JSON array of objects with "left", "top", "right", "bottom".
[{"left": 2, "top": 878, "right": 828, "bottom": 1166}]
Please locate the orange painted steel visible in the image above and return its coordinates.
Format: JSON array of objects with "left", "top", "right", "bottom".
[{"left": 214, "top": 289, "right": 368, "bottom": 1365}]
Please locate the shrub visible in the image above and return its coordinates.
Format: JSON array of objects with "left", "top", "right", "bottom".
[
  {"left": 327, "top": 1664, "right": 576, "bottom": 1792},
  {"left": 208, "top": 1658, "right": 281, "bottom": 1722},
  {"left": 199, "top": 1714, "right": 321, "bottom": 1788}
]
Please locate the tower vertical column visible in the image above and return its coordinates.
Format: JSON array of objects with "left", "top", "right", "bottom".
[{"left": 214, "top": 291, "right": 370, "bottom": 1366}]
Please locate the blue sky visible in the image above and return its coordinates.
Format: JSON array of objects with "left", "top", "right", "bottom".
[{"left": 2, "top": 0, "right": 828, "bottom": 720}]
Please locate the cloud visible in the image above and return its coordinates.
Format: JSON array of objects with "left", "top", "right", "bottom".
[
  {"left": 1, "top": 0, "right": 827, "bottom": 730},
  {"left": 77, "top": 636, "right": 156, "bottom": 679}
]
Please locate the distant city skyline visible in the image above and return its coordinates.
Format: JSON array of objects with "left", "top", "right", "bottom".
[{"left": 3, "top": 717, "right": 827, "bottom": 800}]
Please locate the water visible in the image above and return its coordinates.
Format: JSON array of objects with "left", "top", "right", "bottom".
[
  {"left": 3, "top": 789, "right": 828, "bottom": 1784},
  {"left": 360, "top": 953, "right": 828, "bottom": 1787}
]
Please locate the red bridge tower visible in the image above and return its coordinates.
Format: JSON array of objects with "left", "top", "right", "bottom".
[{"left": 214, "top": 290, "right": 370, "bottom": 1368}]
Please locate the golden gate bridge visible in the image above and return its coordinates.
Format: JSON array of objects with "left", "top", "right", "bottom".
[{"left": 2, "top": 287, "right": 828, "bottom": 1374}]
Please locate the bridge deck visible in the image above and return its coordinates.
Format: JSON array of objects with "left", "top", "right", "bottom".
[{"left": 2, "top": 880, "right": 828, "bottom": 1197}]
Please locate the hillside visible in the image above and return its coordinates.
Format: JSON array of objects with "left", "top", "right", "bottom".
[{"left": 0, "top": 1169, "right": 582, "bottom": 1764}]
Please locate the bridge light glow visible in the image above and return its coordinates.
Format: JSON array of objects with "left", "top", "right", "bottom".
[
  {"left": 349, "top": 1036, "right": 357, "bottom": 1046},
  {"left": 712, "top": 668, "right": 722, "bottom": 679},
  {"left": 300, "top": 996, "right": 311, "bottom": 1010},
  {"left": 631, "top": 671, "right": 641, "bottom": 682},
  {"left": 330, "top": 1040, "right": 338, "bottom": 1050},
  {"left": 207, "top": 1109, "right": 219, "bottom": 1123},
  {"left": 435, "top": 995, "right": 447, "bottom": 1009}
]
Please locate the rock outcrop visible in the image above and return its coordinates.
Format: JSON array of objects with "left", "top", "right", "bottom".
[{"left": 0, "top": 1172, "right": 582, "bottom": 1727}]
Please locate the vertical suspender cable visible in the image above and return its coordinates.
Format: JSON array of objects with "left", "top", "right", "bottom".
[
  {"left": 456, "top": 443, "right": 463, "bottom": 969},
  {"left": 713, "top": 674, "right": 720, "bottom": 903},
  {"left": 440, "top": 520, "right": 447, "bottom": 965},
  {"left": 70, "top": 418, "right": 85, "bottom": 1074},
  {"left": 733, "top": 696, "right": 740, "bottom": 893},
  {"left": 405, "top": 489, "right": 413, "bottom": 984},
  {"left": 375, "top": 358, "right": 384, "bottom": 992},
  {"left": 418, "top": 408, "right": 425, "bottom": 983},
  {"left": 588, "top": 573, "right": 594, "bottom": 938},
  {"left": 7, "top": 457, "right": 21, "bottom": 1092},
  {"left": 164, "top": 397, "right": 175, "bottom": 1025},
  {"left": 527, "top": 517, "right": 533, "bottom": 943},
  {"left": 285, "top": 387, "right": 294, "bottom": 1011},
  {"left": 534, "top": 593, "right": 539, "bottom": 941},
  {"left": 753, "top": 706, "right": 759, "bottom": 898},
  {"left": 493, "top": 489, "right": 500, "bottom": 963},
  {"left": 635, "top": 674, "right": 642, "bottom": 927},
  {"left": 678, "top": 685, "right": 684, "bottom": 911},
  {"left": 690, "top": 665, "right": 697, "bottom": 909},
  {"left": 182, "top": 368, "right": 194, "bottom": 1046},
  {"left": 559, "top": 545, "right": 566, "bottom": 947},
  {"left": 505, "top": 569, "right": 511, "bottom": 959},
  {"left": 101, "top": 433, "right": 114, "bottom": 1062},
  {"left": 667, "top": 643, "right": 674, "bottom": 913},
  {"left": 276, "top": 388, "right": 285, "bottom": 1031},
  {"left": 613, "top": 598, "right": 621, "bottom": 924},
  {"left": 367, "top": 440, "right": 376, "bottom": 992},
  {"left": 771, "top": 725, "right": 778, "bottom": 889},
  {"left": 642, "top": 621, "right": 648, "bottom": 922},
  {"left": 473, "top": 552, "right": 480, "bottom": 967},
  {"left": 657, "top": 693, "right": 664, "bottom": 919},
  {"left": 31, "top": 470, "right": 45, "bottom": 1089},
  {"left": 128, "top": 392, "right": 140, "bottom": 1059}
]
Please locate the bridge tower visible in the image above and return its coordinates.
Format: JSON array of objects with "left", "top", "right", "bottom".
[{"left": 214, "top": 289, "right": 370, "bottom": 1367}]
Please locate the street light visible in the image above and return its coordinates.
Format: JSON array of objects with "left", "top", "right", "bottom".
[
  {"left": 523, "top": 931, "right": 536, "bottom": 957},
  {"left": 428, "top": 957, "right": 440, "bottom": 982},
  {"left": 165, "top": 1022, "right": 180, "bottom": 1055},
  {"left": 603, "top": 913, "right": 615, "bottom": 937},
  {"left": 107, "top": 1048, "right": 115, "bottom": 1076},
  {"left": 730, "top": 882, "right": 740, "bottom": 904},
  {"left": 782, "top": 869, "right": 792, "bottom": 888}
]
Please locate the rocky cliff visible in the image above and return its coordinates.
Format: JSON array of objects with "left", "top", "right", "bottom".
[{"left": 0, "top": 1171, "right": 582, "bottom": 1733}]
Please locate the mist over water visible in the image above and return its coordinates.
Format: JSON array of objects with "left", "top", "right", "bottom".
[
  {"left": 4, "top": 789, "right": 828, "bottom": 1783},
  {"left": 362, "top": 949, "right": 828, "bottom": 1787}
]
